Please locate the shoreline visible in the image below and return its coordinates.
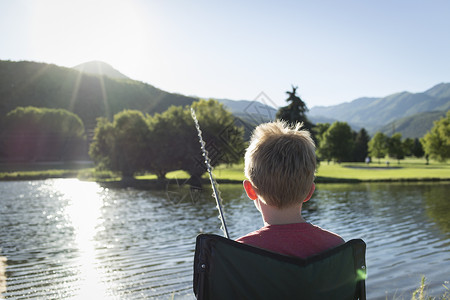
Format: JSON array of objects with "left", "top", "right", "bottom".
[
  {"left": 1, "top": 159, "right": 449, "bottom": 187},
  {"left": 1, "top": 172, "right": 449, "bottom": 188},
  {"left": 96, "top": 176, "right": 450, "bottom": 190}
]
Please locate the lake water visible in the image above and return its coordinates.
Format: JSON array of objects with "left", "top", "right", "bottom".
[{"left": 0, "top": 179, "right": 449, "bottom": 299}]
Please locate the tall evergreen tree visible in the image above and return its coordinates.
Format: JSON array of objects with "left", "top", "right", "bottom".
[
  {"left": 411, "top": 138, "right": 425, "bottom": 158},
  {"left": 276, "top": 86, "right": 314, "bottom": 132},
  {"left": 353, "top": 128, "right": 370, "bottom": 162}
]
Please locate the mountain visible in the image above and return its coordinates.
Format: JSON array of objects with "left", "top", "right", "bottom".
[
  {"left": 2, "top": 60, "right": 448, "bottom": 141},
  {"left": 377, "top": 110, "right": 447, "bottom": 139},
  {"left": 0, "top": 60, "right": 198, "bottom": 132},
  {"left": 218, "top": 98, "right": 363, "bottom": 133},
  {"left": 217, "top": 98, "right": 277, "bottom": 124},
  {"left": 308, "top": 83, "right": 450, "bottom": 133},
  {"left": 73, "top": 61, "right": 129, "bottom": 79},
  {"left": 213, "top": 99, "right": 275, "bottom": 140},
  {"left": 308, "top": 115, "right": 362, "bottom": 132},
  {"left": 424, "top": 82, "right": 450, "bottom": 99},
  {"left": 217, "top": 84, "right": 449, "bottom": 139},
  {"left": 308, "top": 97, "right": 381, "bottom": 123}
]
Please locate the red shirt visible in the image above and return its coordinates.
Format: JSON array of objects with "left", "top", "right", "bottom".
[{"left": 236, "top": 222, "right": 344, "bottom": 258}]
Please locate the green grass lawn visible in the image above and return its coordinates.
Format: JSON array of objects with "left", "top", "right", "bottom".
[
  {"left": 1, "top": 157, "right": 449, "bottom": 182},
  {"left": 316, "top": 158, "right": 450, "bottom": 182},
  {"left": 144, "top": 157, "right": 449, "bottom": 183},
  {"left": 199, "top": 157, "right": 450, "bottom": 183}
]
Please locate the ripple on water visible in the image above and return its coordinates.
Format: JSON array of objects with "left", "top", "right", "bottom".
[{"left": 1, "top": 180, "right": 449, "bottom": 299}]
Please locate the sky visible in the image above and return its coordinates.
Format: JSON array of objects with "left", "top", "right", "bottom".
[{"left": 1, "top": 0, "right": 450, "bottom": 108}]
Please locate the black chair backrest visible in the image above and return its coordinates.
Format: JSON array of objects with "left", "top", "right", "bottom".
[{"left": 193, "top": 234, "right": 366, "bottom": 300}]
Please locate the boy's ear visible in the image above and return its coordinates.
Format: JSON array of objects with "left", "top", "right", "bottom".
[
  {"left": 243, "top": 180, "right": 258, "bottom": 200},
  {"left": 303, "top": 183, "right": 316, "bottom": 203}
]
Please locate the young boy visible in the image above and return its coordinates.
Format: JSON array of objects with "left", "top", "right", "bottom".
[{"left": 236, "top": 120, "right": 344, "bottom": 258}]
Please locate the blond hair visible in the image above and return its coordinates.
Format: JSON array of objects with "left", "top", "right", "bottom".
[{"left": 244, "top": 120, "right": 316, "bottom": 208}]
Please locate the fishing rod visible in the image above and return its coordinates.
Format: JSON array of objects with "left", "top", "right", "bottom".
[{"left": 190, "top": 108, "right": 230, "bottom": 239}]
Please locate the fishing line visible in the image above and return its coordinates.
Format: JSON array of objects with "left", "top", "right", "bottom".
[{"left": 191, "top": 108, "right": 230, "bottom": 239}]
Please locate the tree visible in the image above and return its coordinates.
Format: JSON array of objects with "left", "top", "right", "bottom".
[
  {"left": 420, "top": 110, "right": 450, "bottom": 162},
  {"left": 182, "top": 99, "right": 246, "bottom": 186},
  {"left": 113, "top": 110, "right": 150, "bottom": 178},
  {"left": 411, "top": 138, "right": 425, "bottom": 158},
  {"left": 89, "top": 110, "right": 150, "bottom": 179},
  {"left": 89, "top": 117, "right": 115, "bottom": 170},
  {"left": 368, "top": 132, "right": 388, "bottom": 163},
  {"left": 314, "top": 123, "right": 332, "bottom": 163},
  {"left": 146, "top": 105, "right": 192, "bottom": 180},
  {"left": 146, "top": 99, "right": 245, "bottom": 183},
  {"left": 402, "top": 138, "right": 414, "bottom": 157},
  {"left": 276, "top": 86, "right": 314, "bottom": 132},
  {"left": 1, "top": 106, "right": 86, "bottom": 161},
  {"left": 353, "top": 128, "right": 370, "bottom": 162},
  {"left": 387, "top": 133, "right": 405, "bottom": 163},
  {"left": 318, "top": 121, "right": 354, "bottom": 163},
  {"left": 89, "top": 100, "right": 245, "bottom": 184}
]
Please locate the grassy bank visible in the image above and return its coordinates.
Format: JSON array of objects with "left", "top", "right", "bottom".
[
  {"left": 400, "top": 276, "right": 449, "bottom": 300},
  {"left": 1, "top": 158, "right": 449, "bottom": 183},
  {"left": 315, "top": 158, "right": 450, "bottom": 182},
  {"left": 0, "top": 161, "right": 96, "bottom": 181},
  {"left": 205, "top": 158, "right": 450, "bottom": 183}
]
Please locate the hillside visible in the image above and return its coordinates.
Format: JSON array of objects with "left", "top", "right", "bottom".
[
  {"left": 377, "top": 110, "right": 447, "bottom": 138},
  {"left": 218, "top": 91, "right": 449, "bottom": 138},
  {"left": 0, "top": 60, "right": 198, "bottom": 132},
  {"left": 1, "top": 60, "right": 448, "bottom": 141},
  {"left": 308, "top": 83, "right": 450, "bottom": 133},
  {"left": 73, "top": 61, "right": 129, "bottom": 79},
  {"left": 217, "top": 99, "right": 277, "bottom": 124}
]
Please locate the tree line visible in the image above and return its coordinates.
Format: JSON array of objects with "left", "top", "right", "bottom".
[
  {"left": 315, "top": 123, "right": 426, "bottom": 164},
  {"left": 1, "top": 88, "right": 448, "bottom": 180},
  {"left": 276, "top": 86, "right": 449, "bottom": 165},
  {"left": 313, "top": 110, "right": 449, "bottom": 165},
  {"left": 0, "top": 100, "right": 245, "bottom": 184},
  {"left": 88, "top": 99, "right": 245, "bottom": 184},
  {"left": 0, "top": 106, "right": 87, "bottom": 161}
]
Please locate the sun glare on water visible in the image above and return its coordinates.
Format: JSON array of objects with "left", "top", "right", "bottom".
[{"left": 54, "top": 179, "right": 110, "bottom": 299}]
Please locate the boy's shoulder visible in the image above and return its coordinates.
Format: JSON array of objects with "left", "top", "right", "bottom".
[
  {"left": 237, "top": 222, "right": 337, "bottom": 240},
  {"left": 236, "top": 223, "right": 344, "bottom": 258}
]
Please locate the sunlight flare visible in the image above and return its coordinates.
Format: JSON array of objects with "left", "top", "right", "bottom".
[{"left": 55, "top": 179, "right": 110, "bottom": 299}]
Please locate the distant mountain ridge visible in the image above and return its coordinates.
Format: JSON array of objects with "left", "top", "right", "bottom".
[
  {"left": 217, "top": 98, "right": 277, "bottom": 123},
  {"left": 1, "top": 60, "right": 448, "bottom": 140},
  {"left": 377, "top": 110, "right": 447, "bottom": 138},
  {"left": 217, "top": 84, "right": 449, "bottom": 138},
  {"left": 308, "top": 83, "right": 450, "bottom": 135}
]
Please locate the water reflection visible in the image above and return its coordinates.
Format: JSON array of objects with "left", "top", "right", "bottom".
[
  {"left": 312, "top": 182, "right": 450, "bottom": 299},
  {"left": 423, "top": 184, "right": 450, "bottom": 234},
  {"left": 0, "top": 180, "right": 449, "bottom": 299},
  {"left": 55, "top": 179, "right": 109, "bottom": 299}
]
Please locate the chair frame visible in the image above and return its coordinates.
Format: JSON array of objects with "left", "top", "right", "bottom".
[{"left": 194, "top": 233, "right": 366, "bottom": 300}]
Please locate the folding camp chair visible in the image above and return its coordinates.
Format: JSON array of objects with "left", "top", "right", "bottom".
[{"left": 193, "top": 234, "right": 366, "bottom": 300}]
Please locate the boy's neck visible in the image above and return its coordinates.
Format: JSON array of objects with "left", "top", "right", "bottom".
[{"left": 257, "top": 199, "right": 306, "bottom": 226}]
